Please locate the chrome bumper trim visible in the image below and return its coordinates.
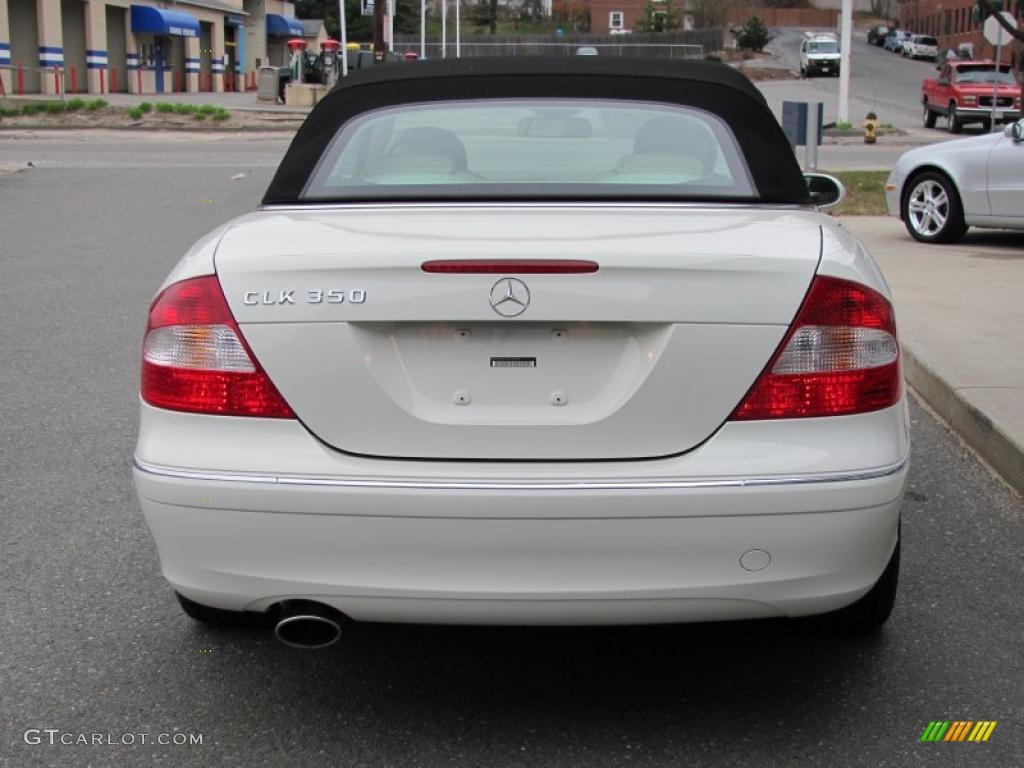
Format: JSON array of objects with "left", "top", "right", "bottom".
[{"left": 132, "top": 456, "right": 908, "bottom": 491}]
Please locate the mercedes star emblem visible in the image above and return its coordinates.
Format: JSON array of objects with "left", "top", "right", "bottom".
[{"left": 489, "top": 277, "right": 531, "bottom": 317}]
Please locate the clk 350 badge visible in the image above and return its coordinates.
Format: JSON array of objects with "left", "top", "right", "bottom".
[{"left": 242, "top": 289, "right": 367, "bottom": 305}]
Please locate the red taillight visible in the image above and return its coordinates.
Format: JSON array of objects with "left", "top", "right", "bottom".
[
  {"left": 141, "top": 276, "right": 295, "bottom": 418},
  {"left": 422, "top": 259, "right": 599, "bottom": 274},
  {"left": 730, "top": 275, "right": 901, "bottom": 420}
]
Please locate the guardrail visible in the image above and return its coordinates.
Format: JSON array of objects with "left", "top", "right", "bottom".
[
  {"left": 0, "top": 64, "right": 67, "bottom": 96},
  {"left": 391, "top": 41, "right": 706, "bottom": 59}
]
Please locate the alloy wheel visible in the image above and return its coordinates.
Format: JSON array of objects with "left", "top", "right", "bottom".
[{"left": 907, "top": 179, "right": 949, "bottom": 237}]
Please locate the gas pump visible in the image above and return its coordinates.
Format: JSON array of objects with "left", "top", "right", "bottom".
[
  {"left": 321, "top": 39, "right": 341, "bottom": 85},
  {"left": 287, "top": 38, "right": 307, "bottom": 84}
]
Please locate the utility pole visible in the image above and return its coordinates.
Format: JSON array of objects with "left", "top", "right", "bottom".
[
  {"left": 420, "top": 0, "right": 426, "bottom": 58},
  {"left": 838, "top": 0, "right": 853, "bottom": 123},
  {"left": 456, "top": 0, "right": 461, "bottom": 57},
  {"left": 373, "top": 0, "right": 385, "bottom": 61},
  {"left": 339, "top": 0, "right": 348, "bottom": 75},
  {"left": 442, "top": 0, "right": 448, "bottom": 58},
  {"left": 388, "top": 0, "right": 395, "bottom": 53}
]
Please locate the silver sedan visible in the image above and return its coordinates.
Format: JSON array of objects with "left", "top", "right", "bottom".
[{"left": 886, "top": 120, "right": 1024, "bottom": 242}]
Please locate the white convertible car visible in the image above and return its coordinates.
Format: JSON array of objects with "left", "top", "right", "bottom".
[
  {"left": 886, "top": 119, "right": 1024, "bottom": 242},
  {"left": 133, "top": 59, "right": 908, "bottom": 648}
]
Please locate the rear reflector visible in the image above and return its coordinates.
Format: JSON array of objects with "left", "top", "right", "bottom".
[
  {"left": 422, "top": 259, "right": 599, "bottom": 274},
  {"left": 141, "top": 276, "right": 295, "bottom": 418},
  {"left": 730, "top": 275, "right": 901, "bottom": 420}
]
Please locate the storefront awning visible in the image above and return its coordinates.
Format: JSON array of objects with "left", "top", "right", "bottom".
[
  {"left": 130, "top": 6, "right": 200, "bottom": 37},
  {"left": 267, "top": 14, "right": 304, "bottom": 37}
]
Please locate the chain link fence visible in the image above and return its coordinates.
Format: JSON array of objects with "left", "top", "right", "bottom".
[{"left": 394, "top": 29, "right": 724, "bottom": 60}]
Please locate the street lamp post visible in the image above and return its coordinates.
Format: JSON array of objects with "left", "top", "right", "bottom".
[
  {"left": 339, "top": 0, "right": 348, "bottom": 75},
  {"left": 838, "top": 0, "right": 853, "bottom": 124}
]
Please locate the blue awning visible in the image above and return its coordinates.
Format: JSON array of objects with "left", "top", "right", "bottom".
[
  {"left": 267, "top": 14, "right": 304, "bottom": 37},
  {"left": 131, "top": 6, "right": 200, "bottom": 37}
]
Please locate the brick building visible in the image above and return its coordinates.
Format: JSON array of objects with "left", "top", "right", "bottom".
[
  {"left": 897, "top": 0, "right": 1023, "bottom": 74},
  {"left": 559, "top": 0, "right": 694, "bottom": 35}
]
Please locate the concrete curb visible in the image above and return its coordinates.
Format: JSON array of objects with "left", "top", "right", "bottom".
[{"left": 903, "top": 343, "right": 1024, "bottom": 496}]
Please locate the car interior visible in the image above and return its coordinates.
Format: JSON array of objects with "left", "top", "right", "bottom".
[{"left": 314, "top": 104, "right": 748, "bottom": 194}]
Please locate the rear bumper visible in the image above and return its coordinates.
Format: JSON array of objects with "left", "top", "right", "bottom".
[
  {"left": 133, "top": 397, "right": 909, "bottom": 625},
  {"left": 133, "top": 457, "right": 906, "bottom": 626}
]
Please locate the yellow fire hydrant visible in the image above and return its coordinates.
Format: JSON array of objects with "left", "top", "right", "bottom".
[{"left": 864, "top": 111, "right": 878, "bottom": 144}]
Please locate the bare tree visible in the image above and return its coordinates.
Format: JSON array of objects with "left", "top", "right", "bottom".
[
  {"left": 689, "top": 0, "right": 733, "bottom": 29},
  {"left": 870, "top": 0, "right": 895, "bottom": 20}
]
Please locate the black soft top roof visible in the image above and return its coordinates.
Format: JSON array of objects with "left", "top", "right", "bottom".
[{"left": 263, "top": 57, "right": 809, "bottom": 205}]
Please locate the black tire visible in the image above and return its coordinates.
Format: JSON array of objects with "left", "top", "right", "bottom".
[
  {"left": 923, "top": 101, "right": 937, "bottom": 128},
  {"left": 176, "top": 592, "right": 275, "bottom": 629},
  {"left": 901, "top": 170, "right": 968, "bottom": 243},
  {"left": 947, "top": 104, "right": 962, "bottom": 133},
  {"left": 827, "top": 538, "right": 900, "bottom": 635}
]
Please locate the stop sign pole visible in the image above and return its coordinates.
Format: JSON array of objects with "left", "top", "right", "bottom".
[{"left": 984, "top": 12, "right": 1018, "bottom": 132}]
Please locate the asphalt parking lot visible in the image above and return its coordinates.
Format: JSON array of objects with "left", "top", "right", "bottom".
[{"left": 1, "top": 145, "right": 1023, "bottom": 768}]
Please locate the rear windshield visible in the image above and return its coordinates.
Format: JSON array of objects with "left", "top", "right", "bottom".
[
  {"left": 302, "top": 99, "right": 756, "bottom": 201},
  {"left": 917, "top": 36, "right": 937, "bottom": 45},
  {"left": 955, "top": 65, "right": 1015, "bottom": 84},
  {"left": 808, "top": 41, "right": 838, "bottom": 53}
]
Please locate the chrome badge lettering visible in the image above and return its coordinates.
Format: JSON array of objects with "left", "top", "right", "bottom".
[{"left": 243, "top": 289, "right": 367, "bottom": 306}]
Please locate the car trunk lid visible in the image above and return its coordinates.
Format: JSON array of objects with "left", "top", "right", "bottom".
[{"left": 215, "top": 205, "right": 822, "bottom": 460}]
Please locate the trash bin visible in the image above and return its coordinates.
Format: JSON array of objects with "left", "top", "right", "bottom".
[{"left": 257, "top": 66, "right": 290, "bottom": 102}]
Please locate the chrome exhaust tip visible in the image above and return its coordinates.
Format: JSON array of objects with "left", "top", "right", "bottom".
[{"left": 273, "top": 601, "right": 345, "bottom": 649}]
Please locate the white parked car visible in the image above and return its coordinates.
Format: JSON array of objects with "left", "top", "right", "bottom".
[
  {"left": 886, "top": 119, "right": 1024, "bottom": 242},
  {"left": 133, "top": 59, "right": 907, "bottom": 647},
  {"left": 903, "top": 34, "right": 938, "bottom": 60},
  {"left": 799, "top": 32, "right": 841, "bottom": 77}
]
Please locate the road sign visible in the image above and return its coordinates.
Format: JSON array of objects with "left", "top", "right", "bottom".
[
  {"left": 362, "top": 0, "right": 374, "bottom": 16},
  {"left": 782, "top": 101, "right": 823, "bottom": 147},
  {"left": 984, "top": 12, "right": 1018, "bottom": 46}
]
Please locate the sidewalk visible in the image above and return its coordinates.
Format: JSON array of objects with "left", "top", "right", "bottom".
[{"left": 841, "top": 216, "right": 1024, "bottom": 494}]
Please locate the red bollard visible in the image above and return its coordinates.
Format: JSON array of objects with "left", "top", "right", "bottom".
[
  {"left": 70, "top": 66, "right": 77, "bottom": 94},
  {"left": 111, "top": 67, "right": 117, "bottom": 93},
  {"left": 99, "top": 67, "right": 105, "bottom": 94},
  {"left": 175, "top": 69, "right": 182, "bottom": 92},
  {"left": 137, "top": 68, "right": 142, "bottom": 94},
  {"left": 54, "top": 68, "right": 61, "bottom": 94},
  {"left": 17, "top": 65, "right": 24, "bottom": 95}
]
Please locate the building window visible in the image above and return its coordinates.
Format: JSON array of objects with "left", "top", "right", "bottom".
[{"left": 609, "top": 11, "right": 624, "bottom": 29}]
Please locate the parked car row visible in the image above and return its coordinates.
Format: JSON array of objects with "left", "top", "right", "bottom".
[{"left": 872, "top": 27, "right": 939, "bottom": 60}]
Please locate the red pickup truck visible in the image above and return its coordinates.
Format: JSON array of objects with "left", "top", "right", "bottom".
[{"left": 922, "top": 60, "right": 1021, "bottom": 133}]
